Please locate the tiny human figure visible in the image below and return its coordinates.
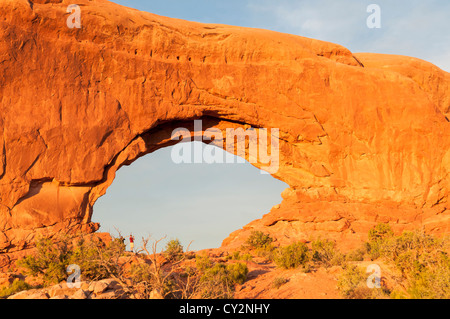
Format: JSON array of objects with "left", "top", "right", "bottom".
[{"left": 129, "top": 234, "right": 135, "bottom": 253}]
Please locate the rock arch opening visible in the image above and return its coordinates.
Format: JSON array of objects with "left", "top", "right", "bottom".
[{"left": 92, "top": 140, "right": 288, "bottom": 251}]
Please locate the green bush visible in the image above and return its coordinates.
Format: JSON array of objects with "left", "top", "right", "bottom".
[
  {"left": 164, "top": 239, "right": 184, "bottom": 261},
  {"left": 404, "top": 263, "right": 450, "bottom": 299},
  {"left": 199, "top": 264, "right": 233, "bottom": 299},
  {"left": 129, "top": 262, "right": 177, "bottom": 299},
  {"left": 245, "top": 231, "right": 274, "bottom": 250},
  {"left": 195, "top": 254, "right": 214, "bottom": 272},
  {"left": 225, "top": 262, "right": 249, "bottom": 285},
  {"left": 337, "top": 264, "right": 391, "bottom": 299},
  {"left": 242, "top": 231, "right": 276, "bottom": 262},
  {"left": 345, "top": 225, "right": 450, "bottom": 299},
  {"left": 337, "top": 265, "right": 388, "bottom": 299},
  {"left": 311, "top": 238, "right": 346, "bottom": 268},
  {"left": 366, "top": 223, "right": 394, "bottom": 260},
  {"left": 200, "top": 259, "right": 248, "bottom": 286},
  {"left": 199, "top": 261, "right": 249, "bottom": 299},
  {"left": 381, "top": 230, "right": 450, "bottom": 299},
  {"left": 368, "top": 223, "right": 394, "bottom": 242},
  {"left": 0, "top": 279, "right": 33, "bottom": 298},
  {"left": 274, "top": 242, "right": 310, "bottom": 270},
  {"left": 17, "top": 234, "right": 127, "bottom": 286},
  {"left": 16, "top": 236, "right": 72, "bottom": 285},
  {"left": 382, "top": 231, "right": 442, "bottom": 270},
  {"left": 130, "top": 263, "right": 153, "bottom": 283},
  {"left": 226, "top": 251, "right": 253, "bottom": 262},
  {"left": 195, "top": 255, "right": 248, "bottom": 298},
  {"left": 241, "top": 253, "right": 253, "bottom": 262},
  {"left": 337, "top": 265, "right": 366, "bottom": 298},
  {"left": 67, "top": 236, "right": 126, "bottom": 282},
  {"left": 345, "top": 248, "right": 366, "bottom": 262}
]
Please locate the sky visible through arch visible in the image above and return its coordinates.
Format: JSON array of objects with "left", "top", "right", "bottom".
[
  {"left": 94, "top": 143, "right": 288, "bottom": 251},
  {"left": 94, "top": 0, "right": 449, "bottom": 252}
]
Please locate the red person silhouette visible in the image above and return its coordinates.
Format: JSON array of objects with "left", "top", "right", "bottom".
[{"left": 129, "top": 234, "right": 135, "bottom": 252}]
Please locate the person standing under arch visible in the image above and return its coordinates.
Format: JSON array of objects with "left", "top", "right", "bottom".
[{"left": 129, "top": 234, "right": 135, "bottom": 253}]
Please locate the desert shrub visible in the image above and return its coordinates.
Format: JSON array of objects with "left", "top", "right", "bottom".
[
  {"left": 131, "top": 253, "right": 250, "bottom": 299},
  {"left": 245, "top": 231, "right": 273, "bottom": 250},
  {"left": 382, "top": 231, "right": 442, "bottom": 270},
  {"left": 345, "top": 248, "right": 366, "bottom": 262},
  {"left": 368, "top": 223, "right": 394, "bottom": 242},
  {"left": 381, "top": 230, "right": 450, "bottom": 299},
  {"left": 198, "top": 265, "right": 233, "bottom": 299},
  {"left": 0, "top": 279, "right": 33, "bottom": 298},
  {"left": 311, "top": 238, "right": 346, "bottom": 268},
  {"left": 17, "top": 234, "right": 127, "bottom": 286},
  {"left": 274, "top": 242, "right": 310, "bottom": 270},
  {"left": 198, "top": 256, "right": 248, "bottom": 286},
  {"left": 239, "top": 253, "right": 253, "bottom": 262},
  {"left": 194, "top": 255, "right": 248, "bottom": 298},
  {"left": 16, "top": 236, "right": 72, "bottom": 285},
  {"left": 404, "top": 263, "right": 450, "bottom": 299},
  {"left": 365, "top": 223, "right": 395, "bottom": 260},
  {"left": 254, "top": 246, "right": 276, "bottom": 262},
  {"left": 67, "top": 236, "right": 127, "bottom": 281},
  {"left": 164, "top": 239, "right": 184, "bottom": 261},
  {"left": 130, "top": 263, "right": 153, "bottom": 283},
  {"left": 225, "top": 262, "right": 249, "bottom": 285},
  {"left": 129, "top": 262, "right": 178, "bottom": 299},
  {"left": 69, "top": 238, "right": 111, "bottom": 280},
  {"left": 337, "top": 265, "right": 390, "bottom": 299},
  {"left": 226, "top": 251, "right": 253, "bottom": 262},
  {"left": 195, "top": 254, "right": 214, "bottom": 272},
  {"left": 272, "top": 277, "right": 289, "bottom": 289},
  {"left": 199, "top": 262, "right": 248, "bottom": 299},
  {"left": 347, "top": 225, "right": 450, "bottom": 299},
  {"left": 242, "top": 231, "right": 276, "bottom": 262},
  {"left": 129, "top": 263, "right": 154, "bottom": 298},
  {"left": 226, "top": 251, "right": 239, "bottom": 261},
  {"left": 337, "top": 265, "right": 374, "bottom": 299}
]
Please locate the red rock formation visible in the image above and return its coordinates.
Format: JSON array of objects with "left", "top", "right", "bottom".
[{"left": 0, "top": 0, "right": 449, "bottom": 266}]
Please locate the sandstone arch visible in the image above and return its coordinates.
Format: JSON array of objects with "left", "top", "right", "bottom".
[{"left": 0, "top": 0, "right": 449, "bottom": 267}]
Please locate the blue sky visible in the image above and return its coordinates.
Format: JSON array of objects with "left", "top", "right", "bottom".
[
  {"left": 94, "top": 1, "right": 449, "bottom": 252},
  {"left": 94, "top": 143, "right": 288, "bottom": 251}
]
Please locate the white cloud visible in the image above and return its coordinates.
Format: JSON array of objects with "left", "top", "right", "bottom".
[
  {"left": 247, "top": 0, "right": 365, "bottom": 45},
  {"left": 246, "top": 0, "right": 450, "bottom": 71}
]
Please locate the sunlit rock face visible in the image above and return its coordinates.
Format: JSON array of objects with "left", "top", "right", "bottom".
[{"left": 0, "top": 0, "right": 449, "bottom": 267}]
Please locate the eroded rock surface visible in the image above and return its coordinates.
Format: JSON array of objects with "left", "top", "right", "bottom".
[{"left": 0, "top": 0, "right": 449, "bottom": 265}]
